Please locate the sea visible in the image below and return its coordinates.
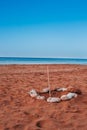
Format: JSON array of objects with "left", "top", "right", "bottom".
[{"left": 0, "top": 57, "right": 87, "bottom": 65}]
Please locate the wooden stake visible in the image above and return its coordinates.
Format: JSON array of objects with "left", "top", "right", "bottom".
[{"left": 47, "top": 66, "right": 51, "bottom": 97}]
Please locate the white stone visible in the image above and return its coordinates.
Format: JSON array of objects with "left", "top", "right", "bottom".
[
  {"left": 36, "top": 95, "right": 45, "bottom": 100},
  {"left": 56, "top": 88, "right": 67, "bottom": 92},
  {"left": 42, "top": 87, "right": 49, "bottom": 93},
  {"left": 67, "top": 92, "right": 77, "bottom": 99},
  {"left": 47, "top": 97, "right": 61, "bottom": 103},
  {"left": 61, "top": 92, "right": 77, "bottom": 101},
  {"left": 60, "top": 95, "right": 69, "bottom": 100},
  {"left": 28, "top": 89, "right": 38, "bottom": 97}
]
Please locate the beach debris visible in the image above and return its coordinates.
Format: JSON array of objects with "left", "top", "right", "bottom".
[
  {"left": 28, "top": 89, "right": 38, "bottom": 97},
  {"left": 42, "top": 87, "right": 49, "bottom": 93},
  {"left": 47, "top": 97, "right": 61, "bottom": 103},
  {"left": 36, "top": 95, "right": 45, "bottom": 100},
  {"left": 56, "top": 87, "right": 67, "bottom": 92},
  {"left": 61, "top": 92, "right": 77, "bottom": 101}
]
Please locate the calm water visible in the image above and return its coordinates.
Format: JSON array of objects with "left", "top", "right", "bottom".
[{"left": 0, "top": 57, "right": 87, "bottom": 65}]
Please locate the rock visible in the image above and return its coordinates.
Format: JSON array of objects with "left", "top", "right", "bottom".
[
  {"left": 28, "top": 89, "right": 38, "bottom": 97},
  {"left": 36, "top": 95, "right": 45, "bottom": 100},
  {"left": 56, "top": 87, "right": 67, "bottom": 92},
  {"left": 47, "top": 97, "right": 61, "bottom": 103},
  {"left": 42, "top": 87, "right": 49, "bottom": 93},
  {"left": 67, "top": 92, "right": 77, "bottom": 99},
  {"left": 67, "top": 86, "right": 82, "bottom": 94},
  {"left": 60, "top": 95, "right": 69, "bottom": 100},
  {"left": 61, "top": 92, "right": 77, "bottom": 101}
]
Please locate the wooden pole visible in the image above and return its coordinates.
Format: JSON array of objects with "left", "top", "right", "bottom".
[{"left": 47, "top": 66, "right": 51, "bottom": 97}]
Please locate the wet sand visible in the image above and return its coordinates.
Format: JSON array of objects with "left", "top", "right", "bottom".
[{"left": 0, "top": 64, "right": 87, "bottom": 130}]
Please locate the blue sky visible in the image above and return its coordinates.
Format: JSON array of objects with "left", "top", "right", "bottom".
[{"left": 0, "top": 0, "right": 87, "bottom": 58}]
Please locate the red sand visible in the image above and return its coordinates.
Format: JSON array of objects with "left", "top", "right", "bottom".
[{"left": 0, "top": 64, "right": 87, "bottom": 130}]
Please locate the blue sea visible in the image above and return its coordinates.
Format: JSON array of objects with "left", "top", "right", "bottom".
[{"left": 0, "top": 57, "right": 87, "bottom": 65}]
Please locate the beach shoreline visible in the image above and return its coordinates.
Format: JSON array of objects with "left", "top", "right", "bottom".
[{"left": 0, "top": 64, "right": 87, "bottom": 130}]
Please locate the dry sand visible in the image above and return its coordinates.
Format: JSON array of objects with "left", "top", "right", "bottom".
[{"left": 0, "top": 64, "right": 87, "bottom": 130}]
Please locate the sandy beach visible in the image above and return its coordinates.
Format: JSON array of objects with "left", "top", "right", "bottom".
[{"left": 0, "top": 64, "right": 87, "bottom": 130}]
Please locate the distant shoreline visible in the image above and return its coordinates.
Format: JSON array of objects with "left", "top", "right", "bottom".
[
  {"left": 0, "top": 57, "right": 87, "bottom": 65},
  {"left": 0, "top": 57, "right": 87, "bottom": 60}
]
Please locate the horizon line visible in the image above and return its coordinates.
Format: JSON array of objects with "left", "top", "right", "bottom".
[{"left": 0, "top": 56, "right": 87, "bottom": 60}]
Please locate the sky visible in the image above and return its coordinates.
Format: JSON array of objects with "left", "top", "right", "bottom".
[{"left": 0, "top": 0, "right": 87, "bottom": 58}]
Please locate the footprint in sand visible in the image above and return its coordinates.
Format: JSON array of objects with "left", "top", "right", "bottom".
[
  {"left": 24, "top": 119, "right": 59, "bottom": 130},
  {"left": 36, "top": 119, "right": 59, "bottom": 129},
  {"left": 4, "top": 128, "right": 10, "bottom": 130},
  {"left": 12, "top": 124, "right": 24, "bottom": 130}
]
